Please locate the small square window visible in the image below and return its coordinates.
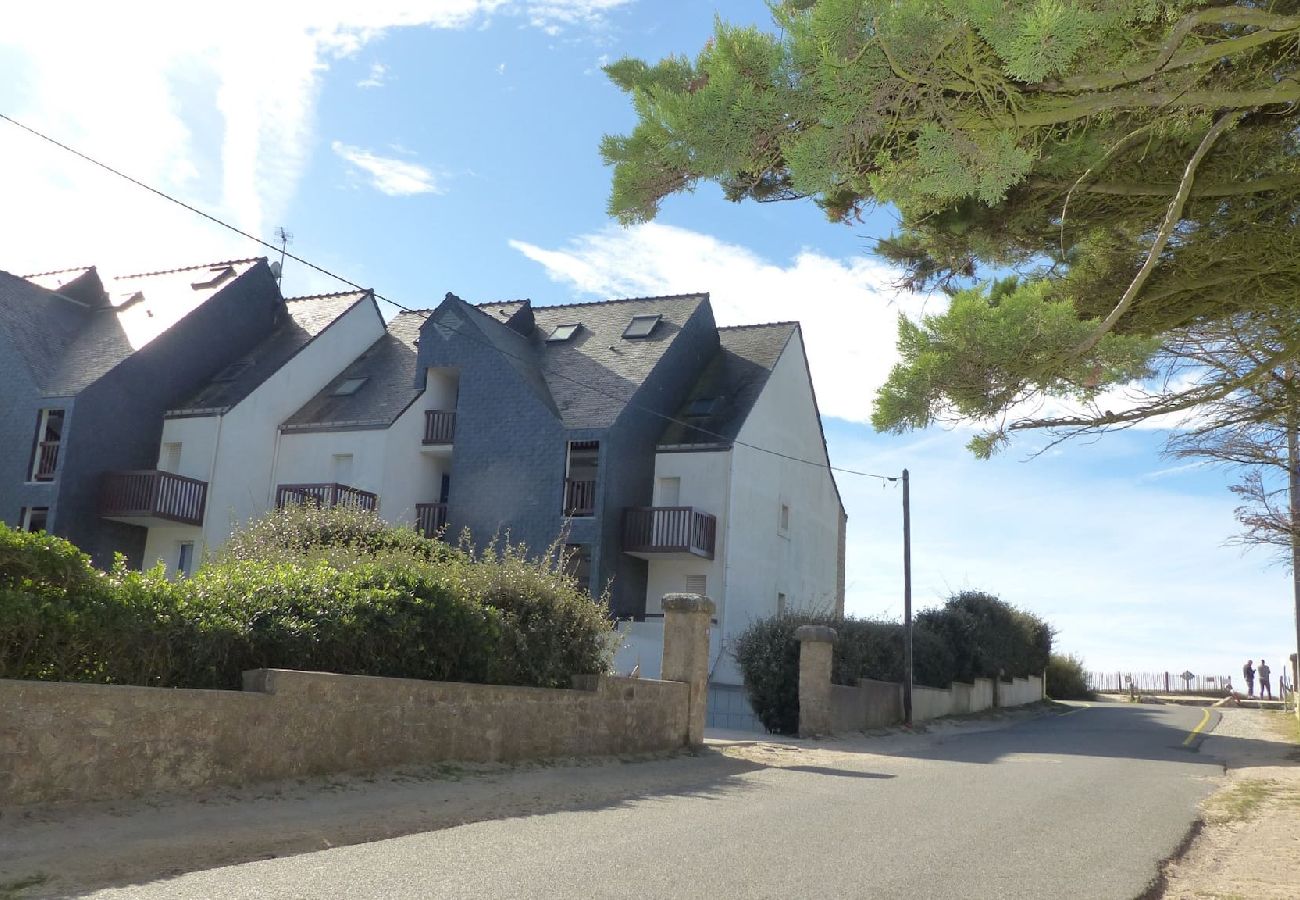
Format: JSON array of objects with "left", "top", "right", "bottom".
[
  {"left": 333, "top": 377, "right": 368, "bottom": 396},
  {"left": 686, "top": 574, "right": 707, "bottom": 595},
  {"left": 622, "top": 314, "right": 661, "bottom": 339},
  {"left": 546, "top": 323, "right": 582, "bottom": 343}
]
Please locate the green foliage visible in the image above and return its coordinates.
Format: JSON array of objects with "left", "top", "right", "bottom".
[
  {"left": 1045, "top": 653, "right": 1093, "bottom": 700},
  {"left": 603, "top": 0, "right": 1300, "bottom": 448},
  {"left": 733, "top": 590, "right": 1051, "bottom": 734},
  {"left": 0, "top": 510, "right": 613, "bottom": 691}
]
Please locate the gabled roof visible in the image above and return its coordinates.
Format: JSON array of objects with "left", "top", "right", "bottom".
[
  {"left": 1, "top": 258, "right": 263, "bottom": 397},
  {"left": 479, "top": 294, "right": 710, "bottom": 429},
  {"left": 167, "top": 290, "right": 371, "bottom": 416},
  {"left": 281, "top": 309, "right": 427, "bottom": 431},
  {"left": 657, "top": 322, "right": 798, "bottom": 448}
]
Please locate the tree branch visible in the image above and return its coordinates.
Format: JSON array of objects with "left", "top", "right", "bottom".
[{"left": 1071, "top": 111, "right": 1243, "bottom": 359}]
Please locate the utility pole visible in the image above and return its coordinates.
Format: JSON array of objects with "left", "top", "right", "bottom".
[
  {"left": 1288, "top": 409, "right": 1300, "bottom": 720},
  {"left": 902, "top": 468, "right": 913, "bottom": 725}
]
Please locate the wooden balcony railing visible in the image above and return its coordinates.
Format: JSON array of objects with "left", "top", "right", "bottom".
[
  {"left": 423, "top": 410, "right": 456, "bottom": 445},
  {"left": 100, "top": 470, "right": 208, "bottom": 526},
  {"left": 275, "top": 483, "right": 378, "bottom": 511},
  {"left": 415, "top": 502, "right": 448, "bottom": 538},
  {"left": 33, "top": 441, "right": 60, "bottom": 481},
  {"left": 622, "top": 507, "right": 717, "bottom": 559},
  {"left": 564, "top": 478, "right": 596, "bottom": 517}
]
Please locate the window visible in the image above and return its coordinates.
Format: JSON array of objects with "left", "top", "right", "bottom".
[
  {"left": 564, "top": 544, "right": 592, "bottom": 592},
  {"left": 160, "top": 442, "right": 182, "bottom": 474},
  {"left": 564, "top": 441, "right": 599, "bottom": 516},
  {"left": 546, "top": 323, "right": 582, "bottom": 343},
  {"left": 656, "top": 476, "right": 681, "bottom": 507},
  {"left": 333, "top": 377, "right": 368, "bottom": 396},
  {"left": 20, "top": 507, "right": 48, "bottom": 533},
  {"left": 331, "top": 453, "right": 354, "bottom": 484},
  {"left": 686, "top": 574, "right": 707, "bottom": 596},
  {"left": 777, "top": 592, "right": 787, "bottom": 616},
  {"left": 622, "top": 314, "right": 661, "bottom": 339},
  {"left": 176, "top": 541, "right": 195, "bottom": 577},
  {"left": 29, "top": 409, "right": 65, "bottom": 482},
  {"left": 686, "top": 397, "right": 720, "bottom": 417},
  {"left": 779, "top": 503, "right": 790, "bottom": 533}
]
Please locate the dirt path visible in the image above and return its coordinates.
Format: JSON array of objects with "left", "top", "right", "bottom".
[{"left": 1157, "top": 709, "right": 1300, "bottom": 899}]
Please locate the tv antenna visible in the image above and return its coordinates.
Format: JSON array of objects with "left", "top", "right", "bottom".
[{"left": 273, "top": 227, "right": 293, "bottom": 287}]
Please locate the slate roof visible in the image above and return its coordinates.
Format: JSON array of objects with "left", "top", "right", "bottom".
[
  {"left": 281, "top": 309, "right": 427, "bottom": 431},
  {"left": 461, "top": 294, "right": 711, "bottom": 429},
  {"left": 657, "top": 322, "right": 797, "bottom": 448},
  {"left": 1, "top": 259, "right": 262, "bottom": 397},
  {"left": 167, "top": 290, "right": 371, "bottom": 416}
]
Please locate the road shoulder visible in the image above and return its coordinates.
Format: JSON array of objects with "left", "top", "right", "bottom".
[{"left": 1153, "top": 709, "right": 1300, "bottom": 899}]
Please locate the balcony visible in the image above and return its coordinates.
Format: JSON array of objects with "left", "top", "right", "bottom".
[
  {"left": 421, "top": 410, "right": 456, "bottom": 452},
  {"left": 33, "top": 441, "right": 60, "bottom": 481},
  {"left": 564, "top": 478, "right": 596, "bottom": 517},
  {"left": 100, "top": 470, "right": 208, "bottom": 528},
  {"left": 622, "top": 507, "right": 717, "bottom": 560},
  {"left": 416, "top": 502, "right": 448, "bottom": 538},
  {"left": 275, "top": 483, "right": 378, "bottom": 511}
]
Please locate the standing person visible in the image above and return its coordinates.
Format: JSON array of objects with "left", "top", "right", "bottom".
[
  {"left": 1259, "top": 659, "right": 1272, "bottom": 700},
  {"left": 1243, "top": 659, "right": 1256, "bottom": 697}
]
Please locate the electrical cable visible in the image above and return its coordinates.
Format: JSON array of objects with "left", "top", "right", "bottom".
[{"left": 2, "top": 110, "right": 901, "bottom": 483}]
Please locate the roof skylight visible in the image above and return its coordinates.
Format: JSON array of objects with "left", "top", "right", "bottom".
[
  {"left": 686, "top": 396, "right": 720, "bottom": 417},
  {"left": 622, "top": 314, "right": 661, "bottom": 339},
  {"left": 332, "top": 377, "right": 368, "bottom": 396},
  {"left": 547, "top": 323, "right": 582, "bottom": 343}
]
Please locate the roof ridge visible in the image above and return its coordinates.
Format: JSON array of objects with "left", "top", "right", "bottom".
[
  {"left": 719, "top": 321, "right": 800, "bottom": 331},
  {"left": 529, "top": 292, "right": 708, "bottom": 311},
  {"left": 283, "top": 289, "right": 370, "bottom": 302},
  {"left": 113, "top": 258, "right": 264, "bottom": 279},
  {"left": 23, "top": 265, "right": 95, "bottom": 278},
  {"left": 391, "top": 308, "right": 433, "bottom": 316}
]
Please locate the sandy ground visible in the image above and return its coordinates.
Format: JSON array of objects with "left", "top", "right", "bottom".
[
  {"left": 0, "top": 706, "right": 1050, "bottom": 899},
  {"left": 1157, "top": 708, "right": 1300, "bottom": 900}
]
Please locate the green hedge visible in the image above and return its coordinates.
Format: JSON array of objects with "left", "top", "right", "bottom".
[
  {"left": 733, "top": 591, "right": 1053, "bottom": 734},
  {"left": 0, "top": 507, "right": 612, "bottom": 691},
  {"left": 1045, "top": 653, "right": 1092, "bottom": 700}
]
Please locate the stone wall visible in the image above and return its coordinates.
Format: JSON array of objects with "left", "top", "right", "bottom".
[
  {"left": 808, "top": 670, "right": 1046, "bottom": 735},
  {"left": 0, "top": 669, "right": 689, "bottom": 808}
]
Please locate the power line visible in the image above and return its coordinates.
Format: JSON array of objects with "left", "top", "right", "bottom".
[{"left": 2, "top": 111, "right": 901, "bottom": 483}]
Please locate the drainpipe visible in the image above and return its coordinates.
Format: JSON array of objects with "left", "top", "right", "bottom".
[{"left": 708, "top": 446, "right": 736, "bottom": 682}]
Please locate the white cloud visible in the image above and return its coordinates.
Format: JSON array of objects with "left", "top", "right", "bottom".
[
  {"left": 497, "top": 62, "right": 508, "bottom": 75},
  {"left": 511, "top": 223, "right": 935, "bottom": 424},
  {"left": 0, "top": 1, "right": 632, "bottom": 279},
  {"left": 332, "top": 142, "right": 442, "bottom": 196},
  {"left": 358, "top": 62, "right": 389, "bottom": 88}
]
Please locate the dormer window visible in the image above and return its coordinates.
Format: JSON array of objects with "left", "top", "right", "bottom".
[
  {"left": 333, "top": 377, "right": 368, "bottom": 396},
  {"left": 547, "top": 323, "right": 582, "bottom": 343},
  {"left": 622, "top": 314, "right": 661, "bottom": 339}
]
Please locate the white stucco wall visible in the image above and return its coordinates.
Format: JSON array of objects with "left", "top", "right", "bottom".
[
  {"left": 716, "top": 330, "right": 844, "bottom": 683},
  {"left": 142, "top": 299, "right": 385, "bottom": 572}
]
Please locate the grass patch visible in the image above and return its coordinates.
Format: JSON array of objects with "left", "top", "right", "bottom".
[
  {"left": 0, "top": 875, "right": 49, "bottom": 899},
  {"left": 1265, "top": 710, "right": 1300, "bottom": 745},
  {"left": 1203, "top": 778, "right": 1300, "bottom": 824}
]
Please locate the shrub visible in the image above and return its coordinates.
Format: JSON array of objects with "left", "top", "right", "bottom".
[
  {"left": 733, "top": 589, "right": 1055, "bottom": 735},
  {"left": 0, "top": 509, "right": 613, "bottom": 691},
  {"left": 1046, "top": 653, "right": 1092, "bottom": 700},
  {"left": 732, "top": 613, "right": 959, "bottom": 735}
]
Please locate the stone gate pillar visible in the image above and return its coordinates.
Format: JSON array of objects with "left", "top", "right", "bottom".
[
  {"left": 661, "top": 593, "right": 715, "bottom": 749},
  {"left": 796, "top": 625, "right": 837, "bottom": 738}
]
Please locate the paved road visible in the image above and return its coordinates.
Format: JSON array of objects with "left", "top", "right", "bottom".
[{"left": 84, "top": 703, "right": 1221, "bottom": 900}]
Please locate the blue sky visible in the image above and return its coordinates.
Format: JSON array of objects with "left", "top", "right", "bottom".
[{"left": 1, "top": 1, "right": 1294, "bottom": 682}]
